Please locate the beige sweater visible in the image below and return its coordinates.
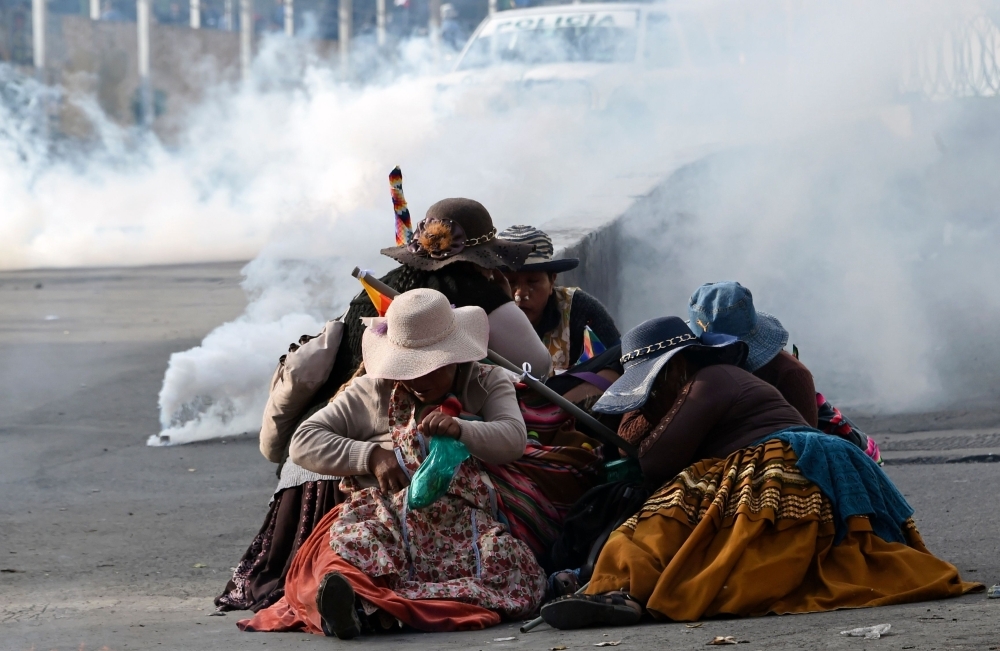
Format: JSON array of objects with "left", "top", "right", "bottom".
[{"left": 289, "top": 362, "right": 526, "bottom": 478}]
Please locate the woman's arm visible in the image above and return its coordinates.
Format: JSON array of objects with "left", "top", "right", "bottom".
[
  {"left": 455, "top": 367, "right": 527, "bottom": 465},
  {"left": 288, "top": 376, "right": 385, "bottom": 476},
  {"left": 488, "top": 301, "right": 553, "bottom": 377}
]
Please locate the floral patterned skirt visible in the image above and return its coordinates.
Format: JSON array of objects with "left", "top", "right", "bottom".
[
  {"left": 239, "top": 483, "right": 548, "bottom": 635},
  {"left": 329, "top": 483, "right": 545, "bottom": 617},
  {"left": 238, "top": 506, "right": 511, "bottom": 633}
]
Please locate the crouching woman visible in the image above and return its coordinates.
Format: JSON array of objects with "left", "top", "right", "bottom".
[
  {"left": 541, "top": 317, "right": 979, "bottom": 629},
  {"left": 239, "top": 288, "right": 546, "bottom": 638}
]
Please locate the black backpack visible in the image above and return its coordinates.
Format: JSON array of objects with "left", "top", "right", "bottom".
[{"left": 546, "top": 480, "right": 651, "bottom": 580}]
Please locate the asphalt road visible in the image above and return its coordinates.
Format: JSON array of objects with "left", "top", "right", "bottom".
[{"left": 1, "top": 264, "right": 998, "bottom": 651}]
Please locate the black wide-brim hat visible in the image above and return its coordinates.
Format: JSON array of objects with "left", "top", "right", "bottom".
[
  {"left": 497, "top": 225, "right": 579, "bottom": 273},
  {"left": 592, "top": 316, "right": 748, "bottom": 415},
  {"left": 381, "top": 198, "right": 535, "bottom": 271},
  {"left": 521, "top": 258, "right": 579, "bottom": 273}
]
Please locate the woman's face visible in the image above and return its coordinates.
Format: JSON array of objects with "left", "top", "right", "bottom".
[
  {"left": 639, "top": 355, "right": 689, "bottom": 423},
  {"left": 400, "top": 364, "right": 458, "bottom": 404},
  {"left": 503, "top": 271, "right": 556, "bottom": 326},
  {"left": 640, "top": 374, "right": 671, "bottom": 424}
]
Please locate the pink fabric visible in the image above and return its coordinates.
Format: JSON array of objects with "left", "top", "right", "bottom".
[{"left": 866, "top": 436, "right": 883, "bottom": 465}]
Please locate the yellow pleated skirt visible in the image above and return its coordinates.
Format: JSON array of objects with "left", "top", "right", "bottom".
[{"left": 588, "top": 439, "right": 981, "bottom": 621}]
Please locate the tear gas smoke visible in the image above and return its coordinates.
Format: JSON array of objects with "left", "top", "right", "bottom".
[
  {"left": 615, "top": 106, "right": 1000, "bottom": 412},
  {"left": 0, "top": 0, "right": 997, "bottom": 445}
]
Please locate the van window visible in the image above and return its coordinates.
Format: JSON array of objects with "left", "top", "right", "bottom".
[
  {"left": 457, "top": 10, "right": 640, "bottom": 70},
  {"left": 644, "top": 13, "right": 685, "bottom": 68}
]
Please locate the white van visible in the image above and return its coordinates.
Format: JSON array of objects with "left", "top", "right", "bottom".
[{"left": 441, "top": 1, "right": 772, "bottom": 114}]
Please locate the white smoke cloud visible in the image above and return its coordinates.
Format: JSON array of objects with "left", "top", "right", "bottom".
[
  {"left": 1, "top": 0, "right": 997, "bottom": 444},
  {"left": 616, "top": 126, "right": 944, "bottom": 410}
]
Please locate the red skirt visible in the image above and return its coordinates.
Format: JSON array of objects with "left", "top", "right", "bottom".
[{"left": 237, "top": 506, "right": 502, "bottom": 634}]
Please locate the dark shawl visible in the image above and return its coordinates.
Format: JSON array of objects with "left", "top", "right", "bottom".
[{"left": 534, "top": 288, "right": 621, "bottom": 365}]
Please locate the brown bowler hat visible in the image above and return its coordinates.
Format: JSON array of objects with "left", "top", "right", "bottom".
[{"left": 381, "top": 198, "right": 535, "bottom": 271}]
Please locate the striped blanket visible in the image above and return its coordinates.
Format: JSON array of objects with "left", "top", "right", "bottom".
[{"left": 487, "top": 419, "right": 604, "bottom": 558}]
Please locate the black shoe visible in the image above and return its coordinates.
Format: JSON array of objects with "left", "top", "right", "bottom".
[
  {"left": 540, "top": 593, "right": 642, "bottom": 630},
  {"left": 316, "top": 572, "right": 362, "bottom": 640}
]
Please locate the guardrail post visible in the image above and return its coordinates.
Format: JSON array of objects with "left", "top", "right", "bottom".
[
  {"left": 240, "top": 0, "right": 252, "bottom": 78},
  {"left": 428, "top": 0, "right": 440, "bottom": 51},
  {"left": 339, "top": 0, "right": 351, "bottom": 74},
  {"left": 31, "top": 0, "right": 46, "bottom": 72},
  {"left": 137, "top": 0, "right": 153, "bottom": 126}
]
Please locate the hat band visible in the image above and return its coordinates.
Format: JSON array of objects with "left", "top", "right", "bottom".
[
  {"left": 621, "top": 333, "right": 697, "bottom": 364},
  {"left": 465, "top": 227, "right": 496, "bottom": 247},
  {"left": 406, "top": 219, "right": 496, "bottom": 260}
]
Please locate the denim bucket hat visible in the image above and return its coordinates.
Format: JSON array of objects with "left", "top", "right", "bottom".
[
  {"left": 592, "top": 316, "right": 747, "bottom": 415},
  {"left": 688, "top": 281, "right": 789, "bottom": 372}
]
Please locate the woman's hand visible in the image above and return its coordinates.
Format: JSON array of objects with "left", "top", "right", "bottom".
[
  {"left": 369, "top": 446, "right": 410, "bottom": 494},
  {"left": 418, "top": 411, "right": 462, "bottom": 439}
]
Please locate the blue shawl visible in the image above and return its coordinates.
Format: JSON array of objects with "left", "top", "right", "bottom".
[{"left": 760, "top": 427, "right": 913, "bottom": 544}]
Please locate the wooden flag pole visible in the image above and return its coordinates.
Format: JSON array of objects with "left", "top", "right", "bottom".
[{"left": 351, "top": 268, "right": 638, "bottom": 458}]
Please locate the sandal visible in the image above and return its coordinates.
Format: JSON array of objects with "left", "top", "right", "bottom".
[
  {"left": 316, "top": 572, "right": 363, "bottom": 640},
  {"left": 540, "top": 592, "right": 642, "bottom": 630}
]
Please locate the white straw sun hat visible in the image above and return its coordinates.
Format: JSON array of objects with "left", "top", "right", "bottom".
[{"left": 361, "top": 288, "right": 489, "bottom": 380}]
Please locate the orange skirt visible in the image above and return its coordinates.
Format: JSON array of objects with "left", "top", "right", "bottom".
[
  {"left": 238, "top": 506, "right": 501, "bottom": 634},
  {"left": 587, "top": 439, "right": 981, "bottom": 621}
]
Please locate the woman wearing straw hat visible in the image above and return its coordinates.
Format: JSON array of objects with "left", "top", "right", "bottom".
[
  {"left": 239, "top": 289, "right": 546, "bottom": 638},
  {"left": 498, "top": 225, "right": 621, "bottom": 375},
  {"left": 217, "top": 198, "right": 552, "bottom": 613},
  {"left": 538, "top": 317, "right": 977, "bottom": 629}
]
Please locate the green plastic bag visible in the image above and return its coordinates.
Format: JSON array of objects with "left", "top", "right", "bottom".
[{"left": 408, "top": 437, "right": 470, "bottom": 510}]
